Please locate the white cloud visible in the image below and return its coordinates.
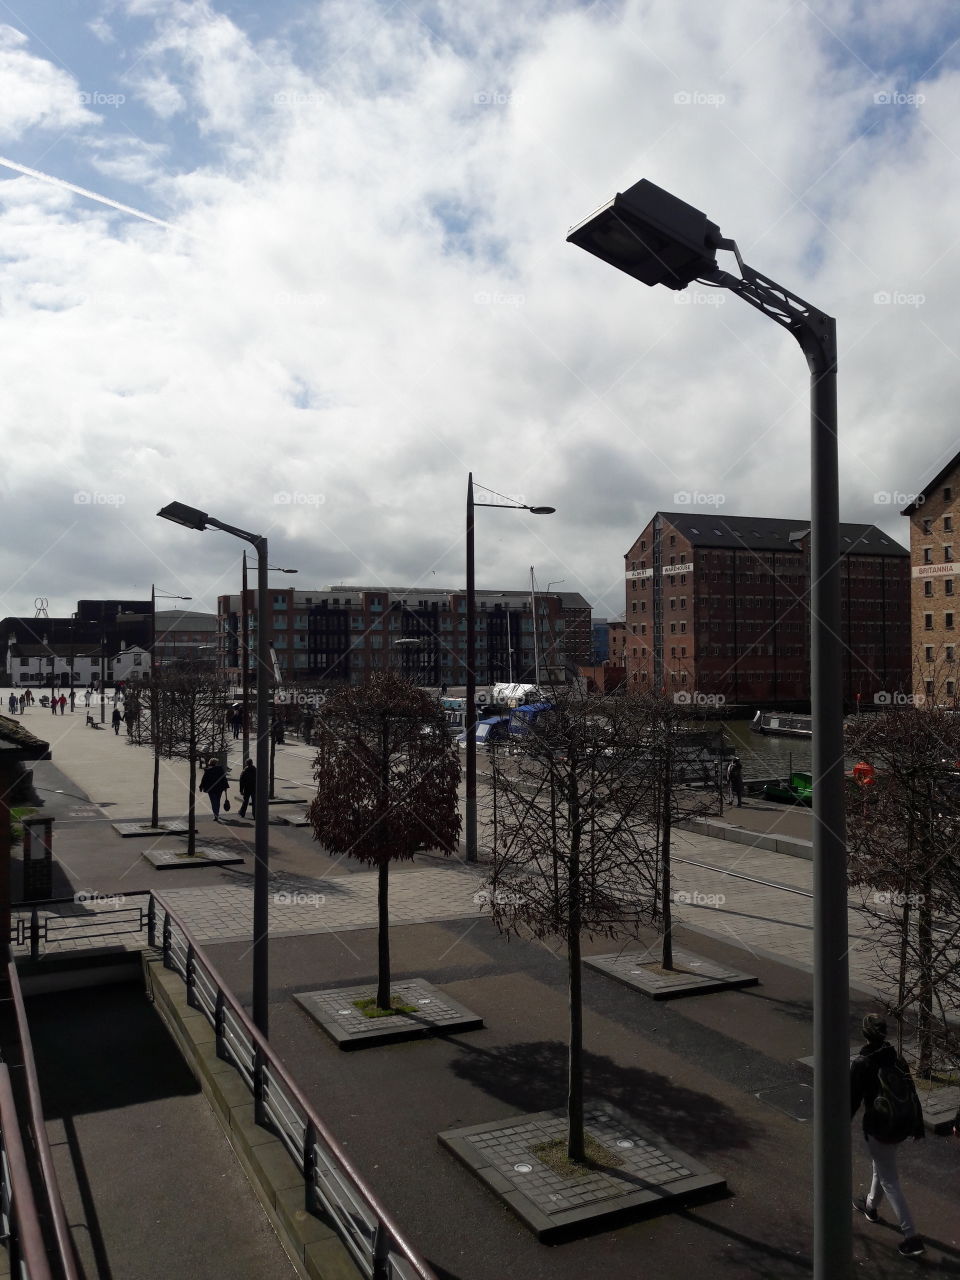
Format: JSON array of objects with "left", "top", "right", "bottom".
[
  {"left": 0, "top": 25, "right": 97, "bottom": 141},
  {"left": 1, "top": 0, "right": 959, "bottom": 619}
]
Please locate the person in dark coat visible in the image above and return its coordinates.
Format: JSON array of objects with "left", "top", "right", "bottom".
[
  {"left": 851, "top": 1013, "right": 925, "bottom": 1257},
  {"left": 111, "top": 707, "right": 122, "bottom": 734},
  {"left": 726, "top": 756, "right": 744, "bottom": 806},
  {"left": 198, "top": 757, "right": 230, "bottom": 821},
  {"left": 238, "top": 759, "right": 256, "bottom": 818}
]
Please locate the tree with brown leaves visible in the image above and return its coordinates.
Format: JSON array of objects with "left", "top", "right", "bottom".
[{"left": 308, "top": 672, "right": 460, "bottom": 1011}]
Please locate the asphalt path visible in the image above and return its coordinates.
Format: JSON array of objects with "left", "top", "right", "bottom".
[{"left": 206, "top": 919, "right": 960, "bottom": 1280}]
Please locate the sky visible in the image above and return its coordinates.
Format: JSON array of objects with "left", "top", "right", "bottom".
[{"left": 1, "top": 0, "right": 959, "bottom": 624}]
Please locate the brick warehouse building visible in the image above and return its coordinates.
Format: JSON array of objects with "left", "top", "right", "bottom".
[
  {"left": 623, "top": 512, "right": 910, "bottom": 707},
  {"left": 903, "top": 449, "right": 960, "bottom": 703},
  {"left": 216, "top": 586, "right": 592, "bottom": 686}
]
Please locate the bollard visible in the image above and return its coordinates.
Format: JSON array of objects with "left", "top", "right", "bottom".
[{"left": 22, "top": 817, "right": 54, "bottom": 902}]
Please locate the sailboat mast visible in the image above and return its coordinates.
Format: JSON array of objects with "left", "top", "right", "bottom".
[{"left": 530, "top": 566, "right": 539, "bottom": 688}]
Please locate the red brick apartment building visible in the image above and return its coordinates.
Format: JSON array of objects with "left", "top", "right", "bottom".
[
  {"left": 903, "top": 449, "right": 960, "bottom": 703},
  {"left": 623, "top": 512, "right": 910, "bottom": 707}
]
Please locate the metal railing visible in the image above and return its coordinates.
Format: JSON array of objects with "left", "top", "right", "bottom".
[
  {"left": 5, "top": 964, "right": 81, "bottom": 1280},
  {"left": 149, "top": 895, "right": 437, "bottom": 1280},
  {"left": 0, "top": 1064, "right": 54, "bottom": 1280},
  {"left": 11, "top": 892, "right": 151, "bottom": 960}
]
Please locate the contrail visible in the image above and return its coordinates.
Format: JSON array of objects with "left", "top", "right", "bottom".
[{"left": 0, "top": 154, "right": 190, "bottom": 234}]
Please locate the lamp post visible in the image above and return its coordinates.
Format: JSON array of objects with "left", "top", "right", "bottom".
[
  {"left": 151, "top": 585, "right": 192, "bottom": 673},
  {"left": 240, "top": 556, "right": 296, "bottom": 767},
  {"left": 465, "top": 475, "right": 554, "bottom": 864},
  {"left": 568, "top": 178, "right": 847, "bottom": 1279},
  {"left": 158, "top": 501, "right": 272, "bottom": 1038}
]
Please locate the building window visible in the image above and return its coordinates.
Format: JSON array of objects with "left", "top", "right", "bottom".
[
  {"left": 945, "top": 516, "right": 954, "bottom": 532},
  {"left": 924, "top": 581, "right": 933, "bottom": 597},
  {"left": 947, "top": 580, "right": 955, "bottom": 596},
  {"left": 922, "top": 518, "right": 933, "bottom": 535},
  {"left": 949, "top": 680, "right": 956, "bottom": 697},
  {"left": 925, "top": 646, "right": 934, "bottom": 662},
  {"left": 925, "top": 679, "right": 934, "bottom": 696},
  {"left": 946, "top": 546, "right": 954, "bottom": 562},
  {"left": 947, "top": 612, "right": 955, "bottom": 631},
  {"left": 946, "top": 487, "right": 953, "bottom": 502},
  {"left": 923, "top": 548, "right": 932, "bottom": 563},
  {"left": 669, "top": 598, "right": 676, "bottom": 610},
  {"left": 924, "top": 614, "right": 933, "bottom": 630},
  {"left": 947, "top": 646, "right": 956, "bottom": 662}
]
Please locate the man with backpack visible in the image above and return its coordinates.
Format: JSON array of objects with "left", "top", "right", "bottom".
[{"left": 851, "top": 1013, "right": 925, "bottom": 1258}]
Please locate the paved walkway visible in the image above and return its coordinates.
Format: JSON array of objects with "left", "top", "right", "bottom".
[{"left": 17, "top": 707, "right": 929, "bottom": 1006}]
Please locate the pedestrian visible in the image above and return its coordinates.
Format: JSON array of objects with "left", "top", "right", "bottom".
[
  {"left": 111, "top": 706, "right": 122, "bottom": 735},
  {"left": 726, "top": 756, "right": 744, "bottom": 807},
  {"left": 198, "top": 756, "right": 230, "bottom": 822},
  {"left": 8, "top": 693, "right": 17, "bottom": 715},
  {"left": 58, "top": 693, "right": 66, "bottom": 714},
  {"left": 271, "top": 718, "right": 285, "bottom": 747},
  {"left": 231, "top": 705, "right": 243, "bottom": 740},
  {"left": 18, "top": 694, "right": 25, "bottom": 714},
  {"left": 69, "top": 690, "right": 75, "bottom": 713},
  {"left": 51, "top": 693, "right": 58, "bottom": 715},
  {"left": 84, "top": 689, "right": 91, "bottom": 708},
  {"left": 124, "top": 708, "right": 136, "bottom": 736},
  {"left": 238, "top": 758, "right": 256, "bottom": 818},
  {"left": 851, "top": 1013, "right": 925, "bottom": 1258},
  {"left": 301, "top": 710, "right": 314, "bottom": 746}
]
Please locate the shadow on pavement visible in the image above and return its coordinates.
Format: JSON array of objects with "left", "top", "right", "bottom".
[{"left": 446, "top": 1037, "right": 761, "bottom": 1157}]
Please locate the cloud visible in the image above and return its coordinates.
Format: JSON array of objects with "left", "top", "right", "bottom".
[
  {"left": 0, "top": 24, "right": 97, "bottom": 141},
  {"left": 0, "top": 0, "right": 959, "bottom": 623}
]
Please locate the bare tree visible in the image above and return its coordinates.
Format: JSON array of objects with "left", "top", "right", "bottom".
[
  {"left": 308, "top": 672, "right": 460, "bottom": 1010},
  {"left": 162, "top": 666, "right": 230, "bottom": 855},
  {"left": 486, "top": 690, "right": 666, "bottom": 1163},
  {"left": 638, "top": 690, "right": 723, "bottom": 970},
  {"left": 846, "top": 687, "right": 960, "bottom": 1079}
]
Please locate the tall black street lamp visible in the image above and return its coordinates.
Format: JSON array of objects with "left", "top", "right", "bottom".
[
  {"left": 465, "top": 476, "right": 554, "bottom": 864},
  {"left": 158, "top": 501, "right": 272, "bottom": 1038},
  {"left": 568, "top": 178, "right": 847, "bottom": 1278},
  {"left": 151, "top": 585, "right": 192, "bottom": 673},
  {"left": 240, "top": 555, "right": 296, "bottom": 766}
]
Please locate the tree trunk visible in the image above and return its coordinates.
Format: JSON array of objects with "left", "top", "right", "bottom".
[
  {"left": 151, "top": 744, "right": 161, "bottom": 830},
  {"left": 566, "top": 765, "right": 585, "bottom": 1164},
  {"left": 896, "top": 896, "right": 911, "bottom": 1058},
  {"left": 660, "top": 748, "right": 673, "bottom": 971},
  {"left": 376, "top": 860, "right": 391, "bottom": 1010},
  {"left": 187, "top": 739, "right": 198, "bottom": 857},
  {"left": 916, "top": 877, "right": 934, "bottom": 1079}
]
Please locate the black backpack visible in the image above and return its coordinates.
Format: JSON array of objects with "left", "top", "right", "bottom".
[{"left": 871, "top": 1055, "right": 923, "bottom": 1143}]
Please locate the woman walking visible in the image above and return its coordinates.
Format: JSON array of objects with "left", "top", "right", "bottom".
[{"left": 199, "top": 756, "right": 230, "bottom": 822}]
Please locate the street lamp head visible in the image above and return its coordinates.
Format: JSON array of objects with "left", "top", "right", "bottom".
[
  {"left": 157, "top": 501, "right": 208, "bottom": 531},
  {"left": 567, "top": 179, "right": 721, "bottom": 290},
  {"left": 528, "top": 506, "right": 555, "bottom": 515}
]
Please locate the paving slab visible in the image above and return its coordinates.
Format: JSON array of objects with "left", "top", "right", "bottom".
[
  {"left": 295, "top": 978, "right": 483, "bottom": 1049},
  {"left": 142, "top": 846, "right": 245, "bottom": 870},
  {"left": 112, "top": 820, "right": 189, "bottom": 838},
  {"left": 585, "top": 947, "right": 758, "bottom": 1000},
  {"left": 438, "top": 1104, "right": 727, "bottom": 1241}
]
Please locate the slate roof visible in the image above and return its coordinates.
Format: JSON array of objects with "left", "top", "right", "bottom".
[
  {"left": 901, "top": 448, "right": 960, "bottom": 516},
  {"left": 0, "top": 715, "right": 51, "bottom": 762},
  {"left": 648, "top": 513, "right": 908, "bottom": 557}
]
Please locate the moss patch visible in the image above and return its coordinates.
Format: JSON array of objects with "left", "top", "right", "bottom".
[
  {"left": 531, "top": 1134, "right": 624, "bottom": 1178},
  {"left": 353, "top": 996, "right": 418, "bottom": 1019}
]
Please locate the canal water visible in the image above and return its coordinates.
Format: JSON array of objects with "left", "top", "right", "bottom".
[{"left": 723, "top": 719, "right": 812, "bottom": 780}]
